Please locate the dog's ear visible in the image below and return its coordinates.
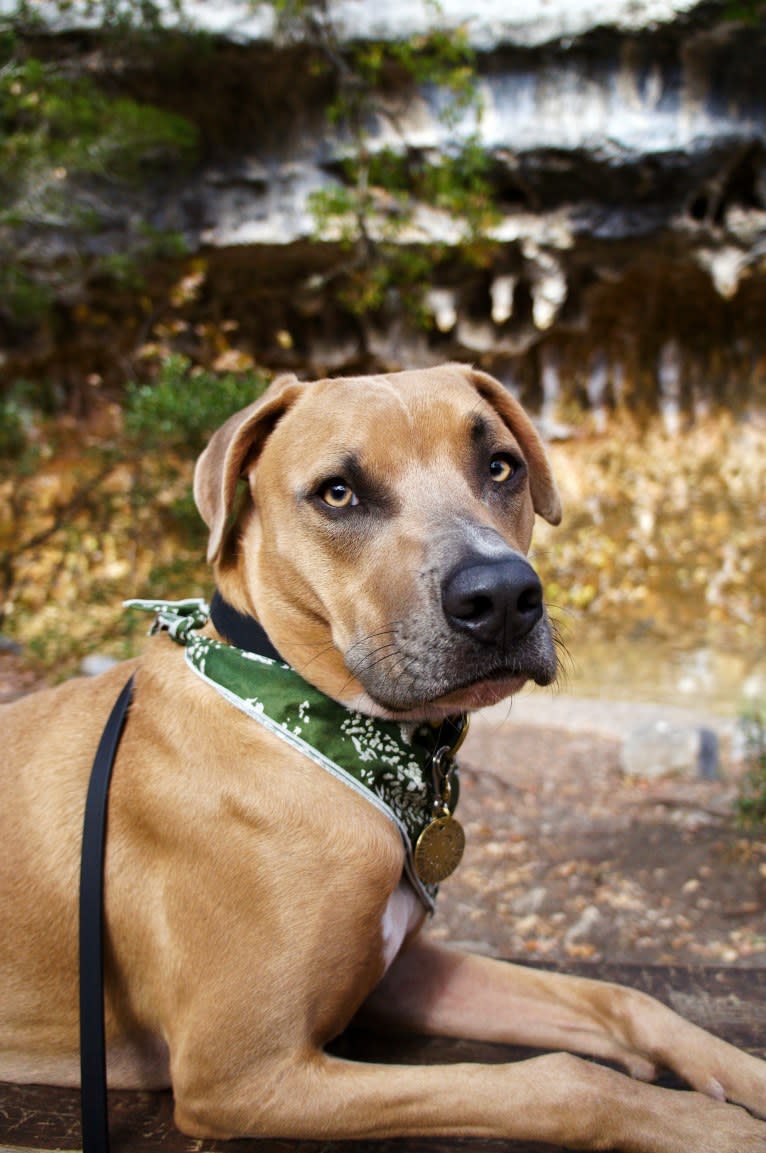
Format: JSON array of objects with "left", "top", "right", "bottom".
[
  {"left": 465, "top": 367, "right": 562, "bottom": 525},
  {"left": 194, "top": 373, "right": 305, "bottom": 563}
]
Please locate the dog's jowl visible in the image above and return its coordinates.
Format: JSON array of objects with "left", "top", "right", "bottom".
[{"left": 2, "top": 364, "right": 765, "bottom": 1151}]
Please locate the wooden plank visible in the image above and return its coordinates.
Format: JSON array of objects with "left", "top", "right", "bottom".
[{"left": 1, "top": 964, "right": 764, "bottom": 1153}]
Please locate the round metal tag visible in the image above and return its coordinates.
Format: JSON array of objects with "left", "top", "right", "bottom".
[{"left": 414, "top": 814, "right": 466, "bottom": 885}]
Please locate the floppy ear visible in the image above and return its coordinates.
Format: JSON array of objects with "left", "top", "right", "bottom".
[
  {"left": 194, "top": 373, "right": 305, "bottom": 563},
  {"left": 466, "top": 367, "right": 562, "bottom": 525}
]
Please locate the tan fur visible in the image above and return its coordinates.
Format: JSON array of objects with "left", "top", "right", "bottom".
[{"left": 2, "top": 364, "right": 765, "bottom": 1151}]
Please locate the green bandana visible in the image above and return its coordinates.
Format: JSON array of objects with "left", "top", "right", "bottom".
[{"left": 126, "top": 597, "right": 463, "bottom": 911}]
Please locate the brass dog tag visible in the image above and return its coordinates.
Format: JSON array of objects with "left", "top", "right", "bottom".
[{"left": 414, "top": 814, "right": 465, "bottom": 885}]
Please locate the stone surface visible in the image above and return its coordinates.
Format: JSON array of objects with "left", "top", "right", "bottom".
[
  {"left": 0, "top": 0, "right": 704, "bottom": 48},
  {"left": 4, "top": 1, "right": 766, "bottom": 406},
  {"left": 616, "top": 722, "right": 722, "bottom": 781},
  {"left": 621, "top": 720, "right": 706, "bottom": 779}
]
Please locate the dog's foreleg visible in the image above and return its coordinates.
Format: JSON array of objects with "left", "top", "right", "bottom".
[
  {"left": 362, "top": 938, "right": 766, "bottom": 1120},
  {"left": 173, "top": 1046, "right": 766, "bottom": 1152}
]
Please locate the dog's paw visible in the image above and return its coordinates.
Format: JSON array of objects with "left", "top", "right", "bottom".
[
  {"left": 683, "top": 1045, "right": 766, "bottom": 1121},
  {"left": 634, "top": 1089, "right": 766, "bottom": 1153},
  {"left": 687, "top": 1098, "right": 766, "bottom": 1153},
  {"left": 629, "top": 992, "right": 766, "bottom": 1122}
]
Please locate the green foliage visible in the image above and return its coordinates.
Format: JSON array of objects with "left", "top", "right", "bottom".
[
  {"left": 0, "top": 266, "right": 52, "bottom": 325},
  {"left": 0, "top": 380, "right": 35, "bottom": 463},
  {"left": 310, "top": 134, "right": 500, "bottom": 316},
  {"left": 1, "top": 356, "right": 273, "bottom": 670},
  {"left": 0, "top": 7, "right": 197, "bottom": 326},
  {"left": 737, "top": 709, "right": 766, "bottom": 827},
  {"left": 293, "top": 0, "right": 494, "bottom": 322},
  {"left": 0, "top": 39, "right": 196, "bottom": 196},
  {"left": 12, "top": 0, "right": 187, "bottom": 34},
  {"left": 0, "top": 377, "right": 66, "bottom": 472},
  {"left": 726, "top": 0, "right": 766, "bottom": 22},
  {"left": 326, "top": 244, "right": 444, "bottom": 321},
  {"left": 0, "top": 61, "right": 194, "bottom": 182},
  {"left": 125, "top": 356, "right": 269, "bottom": 453},
  {"left": 325, "top": 137, "right": 500, "bottom": 241}
]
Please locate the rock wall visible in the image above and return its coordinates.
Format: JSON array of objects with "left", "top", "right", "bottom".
[{"left": 3, "top": 0, "right": 766, "bottom": 420}]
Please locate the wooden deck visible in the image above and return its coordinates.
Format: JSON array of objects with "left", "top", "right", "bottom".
[{"left": 1, "top": 963, "right": 764, "bottom": 1153}]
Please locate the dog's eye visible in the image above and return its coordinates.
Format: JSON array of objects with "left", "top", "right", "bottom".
[
  {"left": 319, "top": 479, "right": 359, "bottom": 509},
  {"left": 489, "top": 455, "right": 516, "bottom": 483}
]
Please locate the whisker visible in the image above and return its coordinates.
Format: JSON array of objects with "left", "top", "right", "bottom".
[
  {"left": 349, "top": 646, "right": 401, "bottom": 677},
  {"left": 549, "top": 614, "right": 575, "bottom": 691},
  {"left": 293, "top": 641, "right": 342, "bottom": 676},
  {"left": 344, "top": 625, "right": 403, "bottom": 657}
]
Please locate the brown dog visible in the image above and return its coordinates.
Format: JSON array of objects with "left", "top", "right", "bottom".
[{"left": 2, "top": 364, "right": 765, "bottom": 1152}]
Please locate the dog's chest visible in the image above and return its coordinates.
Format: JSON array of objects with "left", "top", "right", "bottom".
[{"left": 380, "top": 881, "right": 426, "bottom": 971}]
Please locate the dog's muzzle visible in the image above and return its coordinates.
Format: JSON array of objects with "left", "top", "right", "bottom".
[{"left": 345, "top": 546, "right": 557, "bottom": 714}]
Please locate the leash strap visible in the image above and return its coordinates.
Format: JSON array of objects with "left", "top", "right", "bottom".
[{"left": 79, "top": 674, "right": 135, "bottom": 1153}]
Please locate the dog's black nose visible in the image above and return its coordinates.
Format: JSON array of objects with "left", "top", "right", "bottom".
[{"left": 441, "top": 554, "right": 544, "bottom": 646}]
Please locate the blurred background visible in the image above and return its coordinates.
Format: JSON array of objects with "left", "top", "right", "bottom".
[{"left": 1, "top": 0, "right": 765, "bottom": 720}]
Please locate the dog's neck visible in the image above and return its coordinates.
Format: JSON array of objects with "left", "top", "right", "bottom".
[
  {"left": 207, "top": 590, "right": 468, "bottom": 754},
  {"left": 209, "top": 590, "right": 284, "bottom": 663},
  {"left": 127, "top": 594, "right": 470, "bottom": 906}
]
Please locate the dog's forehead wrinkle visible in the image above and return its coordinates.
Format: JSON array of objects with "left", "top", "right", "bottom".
[
  {"left": 303, "top": 373, "right": 490, "bottom": 453},
  {"left": 364, "top": 376, "right": 418, "bottom": 426},
  {"left": 275, "top": 379, "right": 522, "bottom": 500}
]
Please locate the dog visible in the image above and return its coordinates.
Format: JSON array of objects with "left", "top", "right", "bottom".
[{"left": 2, "top": 363, "right": 765, "bottom": 1152}]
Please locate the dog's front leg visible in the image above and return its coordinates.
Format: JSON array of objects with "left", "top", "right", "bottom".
[
  {"left": 362, "top": 937, "right": 766, "bottom": 1120},
  {"left": 166, "top": 939, "right": 766, "bottom": 1151},
  {"left": 173, "top": 1043, "right": 766, "bottom": 1152}
]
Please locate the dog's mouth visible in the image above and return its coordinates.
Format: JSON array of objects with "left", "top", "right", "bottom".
[
  {"left": 432, "top": 668, "right": 534, "bottom": 709},
  {"left": 346, "top": 627, "right": 559, "bottom": 721},
  {"left": 363, "top": 669, "right": 540, "bottom": 720}
]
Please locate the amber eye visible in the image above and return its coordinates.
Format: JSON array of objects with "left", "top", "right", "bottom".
[
  {"left": 319, "top": 479, "right": 358, "bottom": 509},
  {"left": 489, "top": 455, "right": 515, "bottom": 483}
]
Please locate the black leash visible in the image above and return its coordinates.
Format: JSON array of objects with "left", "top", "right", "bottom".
[
  {"left": 76, "top": 589, "right": 267, "bottom": 1153},
  {"left": 79, "top": 673, "right": 135, "bottom": 1153},
  {"left": 75, "top": 590, "right": 264, "bottom": 1153}
]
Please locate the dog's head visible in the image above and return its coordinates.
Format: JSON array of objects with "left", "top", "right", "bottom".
[{"left": 194, "top": 364, "right": 561, "bottom": 720}]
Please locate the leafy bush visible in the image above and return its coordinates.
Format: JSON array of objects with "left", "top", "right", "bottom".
[
  {"left": 1, "top": 358, "right": 271, "bottom": 671},
  {"left": 125, "top": 356, "right": 269, "bottom": 453},
  {"left": 0, "top": 15, "right": 197, "bottom": 327},
  {"left": 737, "top": 709, "right": 766, "bottom": 827},
  {"left": 0, "top": 381, "right": 34, "bottom": 462}
]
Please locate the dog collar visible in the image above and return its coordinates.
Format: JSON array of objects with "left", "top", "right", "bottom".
[
  {"left": 126, "top": 597, "right": 467, "bottom": 911},
  {"left": 208, "top": 589, "right": 284, "bottom": 662}
]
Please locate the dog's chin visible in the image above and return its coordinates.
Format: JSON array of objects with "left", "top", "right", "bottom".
[
  {"left": 349, "top": 672, "right": 531, "bottom": 723},
  {"left": 431, "top": 673, "right": 530, "bottom": 714}
]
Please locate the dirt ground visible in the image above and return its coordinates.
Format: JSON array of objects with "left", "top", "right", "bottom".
[
  {"left": 434, "top": 719, "right": 766, "bottom": 967},
  {"left": 3, "top": 651, "right": 765, "bottom": 969}
]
